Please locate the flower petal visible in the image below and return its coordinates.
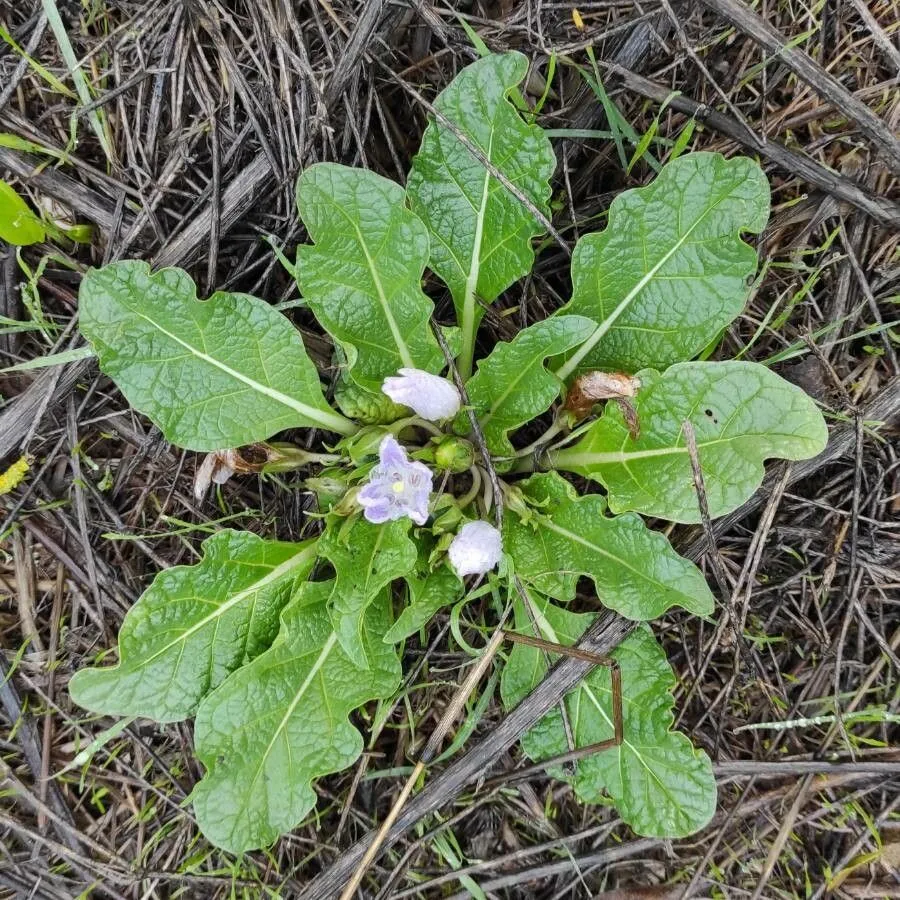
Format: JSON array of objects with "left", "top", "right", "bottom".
[
  {"left": 448, "top": 521, "right": 503, "bottom": 576},
  {"left": 378, "top": 434, "right": 408, "bottom": 468},
  {"left": 381, "top": 368, "right": 461, "bottom": 421}
]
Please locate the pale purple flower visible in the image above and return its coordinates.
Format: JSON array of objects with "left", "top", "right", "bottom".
[
  {"left": 448, "top": 521, "right": 503, "bottom": 577},
  {"left": 358, "top": 435, "right": 433, "bottom": 525},
  {"left": 382, "top": 368, "right": 461, "bottom": 421}
]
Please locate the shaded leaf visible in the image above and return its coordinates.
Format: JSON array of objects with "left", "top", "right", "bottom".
[
  {"left": 463, "top": 316, "right": 595, "bottom": 456},
  {"left": 319, "top": 517, "right": 417, "bottom": 666},
  {"left": 79, "top": 261, "right": 353, "bottom": 451},
  {"left": 555, "top": 152, "right": 770, "bottom": 378},
  {"left": 191, "top": 582, "right": 401, "bottom": 853},
  {"left": 295, "top": 164, "right": 444, "bottom": 389},
  {"left": 69, "top": 531, "right": 317, "bottom": 722},
  {"left": 501, "top": 600, "right": 716, "bottom": 838},
  {"left": 384, "top": 559, "right": 463, "bottom": 644},
  {"left": 504, "top": 473, "right": 713, "bottom": 618},
  {"left": 406, "top": 52, "right": 556, "bottom": 375},
  {"left": 551, "top": 361, "right": 827, "bottom": 522}
]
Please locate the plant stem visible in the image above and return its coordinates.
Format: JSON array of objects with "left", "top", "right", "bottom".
[
  {"left": 513, "top": 420, "right": 563, "bottom": 457},
  {"left": 458, "top": 300, "right": 477, "bottom": 382},
  {"left": 457, "top": 465, "right": 482, "bottom": 509},
  {"left": 318, "top": 408, "right": 359, "bottom": 436}
]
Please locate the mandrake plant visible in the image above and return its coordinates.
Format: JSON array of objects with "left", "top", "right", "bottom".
[{"left": 68, "top": 52, "right": 827, "bottom": 854}]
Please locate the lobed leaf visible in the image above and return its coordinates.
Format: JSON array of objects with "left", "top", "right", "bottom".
[
  {"left": 69, "top": 531, "right": 317, "bottom": 722},
  {"left": 555, "top": 152, "right": 770, "bottom": 379},
  {"left": 551, "top": 361, "right": 828, "bottom": 522},
  {"left": 295, "top": 164, "right": 445, "bottom": 389},
  {"left": 79, "top": 261, "right": 353, "bottom": 451},
  {"left": 504, "top": 473, "right": 713, "bottom": 618},
  {"left": 191, "top": 582, "right": 401, "bottom": 853},
  {"left": 501, "top": 600, "right": 716, "bottom": 838},
  {"left": 319, "top": 517, "right": 417, "bottom": 667},
  {"left": 406, "top": 52, "right": 556, "bottom": 376},
  {"left": 463, "top": 316, "right": 596, "bottom": 456},
  {"left": 384, "top": 561, "right": 463, "bottom": 644}
]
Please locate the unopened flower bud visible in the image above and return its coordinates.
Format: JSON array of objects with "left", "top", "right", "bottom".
[
  {"left": 382, "top": 368, "right": 461, "bottom": 421},
  {"left": 448, "top": 521, "right": 503, "bottom": 577},
  {"left": 434, "top": 436, "right": 475, "bottom": 473}
]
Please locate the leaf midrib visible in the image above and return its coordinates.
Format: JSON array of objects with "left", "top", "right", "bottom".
[
  {"left": 318, "top": 194, "right": 416, "bottom": 370},
  {"left": 245, "top": 631, "right": 339, "bottom": 812},
  {"left": 538, "top": 514, "right": 691, "bottom": 605},
  {"left": 125, "top": 306, "right": 352, "bottom": 435},
  {"left": 477, "top": 325, "right": 587, "bottom": 433},
  {"left": 554, "top": 187, "right": 738, "bottom": 382},
  {"left": 130, "top": 543, "right": 316, "bottom": 672}
]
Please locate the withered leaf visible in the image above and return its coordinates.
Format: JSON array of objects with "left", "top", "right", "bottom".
[{"left": 564, "top": 371, "right": 641, "bottom": 420}]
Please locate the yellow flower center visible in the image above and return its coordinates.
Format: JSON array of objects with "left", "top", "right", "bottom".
[{"left": 391, "top": 480, "right": 405, "bottom": 495}]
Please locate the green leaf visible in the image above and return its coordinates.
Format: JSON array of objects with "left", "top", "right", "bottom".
[
  {"left": 501, "top": 601, "right": 716, "bottom": 838},
  {"left": 295, "top": 164, "right": 445, "bottom": 389},
  {"left": 69, "top": 531, "right": 317, "bottom": 722},
  {"left": 504, "top": 473, "right": 713, "bottom": 619},
  {"left": 406, "top": 52, "right": 556, "bottom": 377},
  {"left": 0, "top": 180, "right": 45, "bottom": 245},
  {"left": 384, "top": 560, "right": 463, "bottom": 644},
  {"left": 551, "top": 361, "right": 828, "bottom": 523},
  {"left": 319, "top": 517, "right": 417, "bottom": 667},
  {"left": 463, "top": 316, "right": 596, "bottom": 456},
  {"left": 554, "top": 152, "right": 770, "bottom": 379},
  {"left": 79, "top": 261, "right": 354, "bottom": 451},
  {"left": 191, "top": 581, "right": 401, "bottom": 853}
]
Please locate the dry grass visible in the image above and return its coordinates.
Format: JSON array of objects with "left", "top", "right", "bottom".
[{"left": 0, "top": 0, "right": 898, "bottom": 897}]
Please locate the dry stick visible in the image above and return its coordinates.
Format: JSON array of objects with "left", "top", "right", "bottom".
[
  {"left": 697, "top": 0, "right": 900, "bottom": 176},
  {"left": 682, "top": 419, "right": 756, "bottom": 682},
  {"left": 610, "top": 67, "right": 900, "bottom": 230},
  {"left": 0, "top": 13, "right": 49, "bottom": 110},
  {"left": 481, "top": 631, "right": 623, "bottom": 789},
  {"left": 750, "top": 774, "right": 815, "bottom": 900},
  {"left": 845, "top": 0, "right": 900, "bottom": 73},
  {"left": 715, "top": 760, "right": 900, "bottom": 777},
  {"left": 338, "top": 625, "right": 510, "bottom": 900},
  {"left": 682, "top": 420, "right": 732, "bottom": 601}
]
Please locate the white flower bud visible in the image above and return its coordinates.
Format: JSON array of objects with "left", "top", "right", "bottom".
[
  {"left": 382, "top": 368, "right": 461, "bottom": 421},
  {"left": 448, "top": 521, "right": 503, "bottom": 577}
]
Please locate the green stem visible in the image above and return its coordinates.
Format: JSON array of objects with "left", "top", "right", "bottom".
[
  {"left": 459, "top": 298, "right": 477, "bottom": 382},
  {"left": 512, "top": 420, "right": 563, "bottom": 457},
  {"left": 507, "top": 455, "right": 537, "bottom": 474},
  {"left": 457, "top": 465, "right": 482, "bottom": 509},
  {"left": 318, "top": 407, "right": 359, "bottom": 436}
]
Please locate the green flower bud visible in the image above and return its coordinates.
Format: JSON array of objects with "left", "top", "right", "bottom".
[{"left": 433, "top": 436, "right": 475, "bottom": 473}]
